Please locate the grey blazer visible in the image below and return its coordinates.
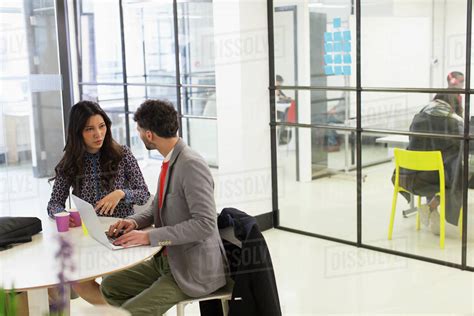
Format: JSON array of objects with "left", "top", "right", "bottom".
[{"left": 128, "top": 139, "right": 226, "bottom": 297}]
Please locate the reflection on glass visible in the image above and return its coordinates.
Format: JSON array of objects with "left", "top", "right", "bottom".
[
  {"left": 79, "top": 0, "right": 123, "bottom": 83},
  {"left": 277, "top": 126, "right": 357, "bottom": 240},
  {"left": 362, "top": 132, "right": 462, "bottom": 263}
]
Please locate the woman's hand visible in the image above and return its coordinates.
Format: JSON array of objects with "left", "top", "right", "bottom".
[{"left": 95, "top": 190, "right": 125, "bottom": 215}]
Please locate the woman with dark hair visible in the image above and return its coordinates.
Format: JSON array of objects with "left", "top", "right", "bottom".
[{"left": 47, "top": 100, "right": 150, "bottom": 304}]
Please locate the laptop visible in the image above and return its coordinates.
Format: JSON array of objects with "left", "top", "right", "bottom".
[{"left": 71, "top": 194, "right": 139, "bottom": 250}]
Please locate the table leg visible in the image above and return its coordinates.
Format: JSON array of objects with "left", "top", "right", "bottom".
[
  {"left": 28, "top": 285, "right": 71, "bottom": 316},
  {"left": 27, "top": 288, "right": 49, "bottom": 315}
]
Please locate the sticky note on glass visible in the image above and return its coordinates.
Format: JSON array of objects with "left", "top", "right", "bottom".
[
  {"left": 343, "top": 66, "right": 352, "bottom": 75},
  {"left": 324, "top": 43, "right": 333, "bottom": 52},
  {"left": 334, "top": 66, "right": 343, "bottom": 75},
  {"left": 334, "top": 32, "right": 342, "bottom": 41},
  {"left": 343, "top": 42, "right": 351, "bottom": 52},
  {"left": 343, "top": 31, "right": 351, "bottom": 41},
  {"left": 334, "top": 43, "right": 342, "bottom": 52},
  {"left": 324, "top": 66, "right": 334, "bottom": 75},
  {"left": 334, "top": 54, "right": 342, "bottom": 64},
  {"left": 324, "top": 32, "right": 333, "bottom": 41},
  {"left": 324, "top": 54, "right": 333, "bottom": 64},
  {"left": 343, "top": 54, "right": 352, "bottom": 64},
  {"left": 333, "top": 18, "right": 341, "bottom": 28}
]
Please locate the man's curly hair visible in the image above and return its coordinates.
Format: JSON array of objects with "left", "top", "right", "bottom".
[{"left": 134, "top": 99, "right": 179, "bottom": 138}]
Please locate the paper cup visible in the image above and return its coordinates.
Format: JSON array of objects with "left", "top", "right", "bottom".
[
  {"left": 54, "top": 212, "right": 70, "bottom": 232},
  {"left": 69, "top": 208, "right": 82, "bottom": 227}
]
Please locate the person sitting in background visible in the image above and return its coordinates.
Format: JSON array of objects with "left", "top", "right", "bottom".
[
  {"left": 275, "top": 74, "right": 293, "bottom": 103},
  {"left": 393, "top": 94, "right": 463, "bottom": 235},
  {"left": 447, "top": 71, "right": 465, "bottom": 117},
  {"left": 47, "top": 100, "right": 150, "bottom": 305}
]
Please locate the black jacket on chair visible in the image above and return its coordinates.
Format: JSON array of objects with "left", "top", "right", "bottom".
[{"left": 199, "top": 208, "right": 282, "bottom": 316}]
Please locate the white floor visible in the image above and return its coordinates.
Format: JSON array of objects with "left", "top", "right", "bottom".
[
  {"left": 2, "top": 145, "right": 474, "bottom": 314},
  {"left": 69, "top": 228, "right": 474, "bottom": 315},
  {"left": 277, "top": 144, "right": 474, "bottom": 266}
]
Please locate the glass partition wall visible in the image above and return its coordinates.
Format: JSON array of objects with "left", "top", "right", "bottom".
[
  {"left": 70, "top": 0, "right": 217, "bottom": 165},
  {"left": 0, "top": 0, "right": 65, "bottom": 217},
  {"left": 270, "top": 0, "right": 474, "bottom": 271}
]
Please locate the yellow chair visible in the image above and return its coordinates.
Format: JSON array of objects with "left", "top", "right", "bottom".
[{"left": 389, "top": 148, "right": 462, "bottom": 249}]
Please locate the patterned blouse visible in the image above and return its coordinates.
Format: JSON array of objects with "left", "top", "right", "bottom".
[{"left": 47, "top": 145, "right": 150, "bottom": 218}]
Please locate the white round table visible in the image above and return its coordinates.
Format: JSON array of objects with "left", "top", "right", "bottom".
[{"left": 0, "top": 215, "right": 161, "bottom": 314}]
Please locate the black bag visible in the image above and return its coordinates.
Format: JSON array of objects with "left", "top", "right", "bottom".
[{"left": 0, "top": 217, "right": 42, "bottom": 249}]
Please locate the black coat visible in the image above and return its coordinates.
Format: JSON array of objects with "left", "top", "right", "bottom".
[{"left": 199, "top": 208, "right": 282, "bottom": 316}]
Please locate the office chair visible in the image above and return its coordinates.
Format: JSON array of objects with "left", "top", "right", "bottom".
[
  {"left": 172, "top": 227, "right": 237, "bottom": 316},
  {"left": 278, "top": 100, "right": 296, "bottom": 150},
  {"left": 175, "top": 289, "right": 232, "bottom": 316},
  {"left": 389, "top": 148, "right": 462, "bottom": 249}
]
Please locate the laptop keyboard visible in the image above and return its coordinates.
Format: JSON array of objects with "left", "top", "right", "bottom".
[
  {"left": 105, "top": 230, "right": 124, "bottom": 244},
  {"left": 105, "top": 233, "right": 117, "bottom": 244}
]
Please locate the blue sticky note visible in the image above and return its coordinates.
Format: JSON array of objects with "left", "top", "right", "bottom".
[
  {"left": 324, "top": 54, "right": 333, "bottom": 64},
  {"left": 343, "top": 42, "right": 351, "bottom": 52},
  {"left": 343, "top": 66, "right": 351, "bottom": 75},
  {"left": 333, "top": 18, "right": 341, "bottom": 28},
  {"left": 334, "top": 66, "right": 343, "bottom": 75},
  {"left": 334, "top": 32, "right": 342, "bottom": 41},
  {"left": 334, "top": 54, "right": 342, "bottom": 64},
  {"left": 343, "top": 30, "right": 351, "bottom": 41},
  {"left": 324, "top": 66, "right": 334, "bottom": 75},
  {"left": 334, "top": 42, "right": 342, "bottom": 52},
  {"left": 324, "top": 32, "right": 333, "bottom": 41},
  {"left": 343, "top": 54, "right": 352, "bottom": 64},
  {"left": 324, "top": 43, "right": 333, "bottom": 52}
]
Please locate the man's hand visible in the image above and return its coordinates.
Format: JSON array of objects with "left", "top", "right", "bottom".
[
  {"left": 96, "top": 190, "right": 125, "bottom": 215},
  {"left": 113, "top": 230, "right": 150, "bottom": 247},
  {"left": 108, "top": 219, "right": 136, "bottom": 237}
]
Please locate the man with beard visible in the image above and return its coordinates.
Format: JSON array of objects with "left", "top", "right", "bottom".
[{"left": 100, "top": 99, "right": 227, "bottom": 315}]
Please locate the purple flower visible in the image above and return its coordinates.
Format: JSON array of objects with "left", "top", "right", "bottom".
[{"left": 50, "top": 235, "right": 75, "bottom": 314}]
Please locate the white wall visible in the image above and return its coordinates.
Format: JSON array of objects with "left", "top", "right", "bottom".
[{"left": 212, "top": 0, "right": 272, "bottom": 216}]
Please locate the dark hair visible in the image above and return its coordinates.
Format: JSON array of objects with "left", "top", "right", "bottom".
[
  {"left": 276, "top": 74, "right": 284, "bottom": 83},
  {"left": 134, "top": 99, "right": 179, "bottom": 138},
  {"left": 50, "top": 101, "right": 123, "bottom": 192},
  {"left": 447, "top": 71, "right": 464, "bottom": 83},
  {"left": 433, "top": 94, "right": 457, "bottom": 108}
]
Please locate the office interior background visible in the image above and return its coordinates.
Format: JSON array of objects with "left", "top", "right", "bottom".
[{"left": 2, "top": 0, "right": 474, "bottom": 313}]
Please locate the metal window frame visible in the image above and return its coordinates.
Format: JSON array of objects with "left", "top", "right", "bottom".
[
  {"left": 267, "top": 0, "right": 474, "bottom": 271},
  {"left": 63, "top": 0, "right": 218, "bottom": 148},
  {"left": 55, "top": 0, "right": 474, "bottom": 271}
]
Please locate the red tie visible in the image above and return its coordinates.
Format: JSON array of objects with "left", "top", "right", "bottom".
[
  {"left": 158, "top": 161, "right": 170, "bottom": 210},
  {"left": 158, "top": 161, "right": 170, "bottom": 256}
]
